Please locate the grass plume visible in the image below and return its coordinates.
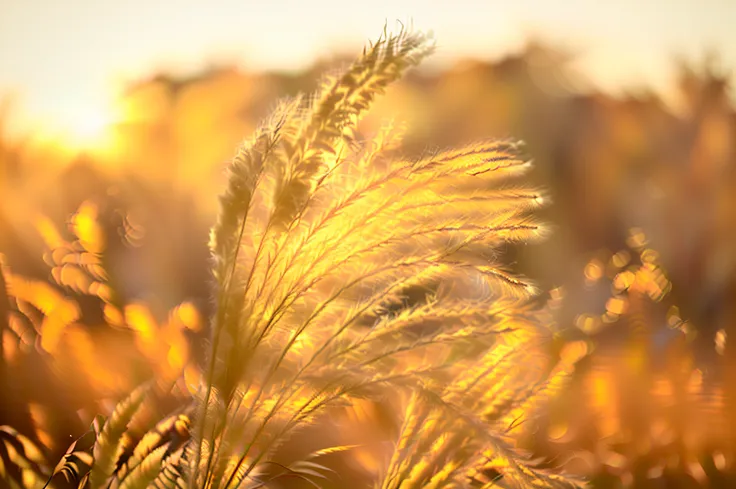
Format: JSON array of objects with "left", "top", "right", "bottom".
[
  {"left": 185, "top": 26, "right": 578, "bottom": 489},
  {"left": 1, "top": 26, "right": 580, "bottom": 489}
]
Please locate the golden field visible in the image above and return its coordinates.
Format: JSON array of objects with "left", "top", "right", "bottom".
[{"left": 0, "top": 32, "right": 735, "bottom": 488}]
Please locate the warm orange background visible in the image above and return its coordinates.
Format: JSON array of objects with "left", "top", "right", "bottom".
[{"left": 1, "top": 4, "right": 735, "bottom": 487}]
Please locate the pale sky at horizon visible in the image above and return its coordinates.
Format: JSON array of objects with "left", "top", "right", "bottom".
[{"left": 1, "top": 0, "right": 735, "bottom": 134}]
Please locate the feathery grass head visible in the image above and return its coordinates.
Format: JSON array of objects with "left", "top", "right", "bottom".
[
  {"left": 185, "top": 26, "right": 579, "bottom": 489},
  {"left": 1, "top": 26, "right": 578, "bottom": 489}
]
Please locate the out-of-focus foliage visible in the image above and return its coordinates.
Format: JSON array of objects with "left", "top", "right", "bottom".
[{"left": 0, "top": 31, "right": 735, "bottom": 488}]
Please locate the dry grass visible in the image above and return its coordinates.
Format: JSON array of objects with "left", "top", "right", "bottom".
[{"left": 1, "top": 27, "right": 581, "bottom": 489}]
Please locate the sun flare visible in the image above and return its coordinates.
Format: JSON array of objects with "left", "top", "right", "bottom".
[
  {"left": 70, "top": 107, "right": 110, "bottom": 144},
  {"left": 28, "top": 100, "right": 121, "bottom": 157},
  {"left": 62, "top": 103, "right": 119, "bottom": 154}
]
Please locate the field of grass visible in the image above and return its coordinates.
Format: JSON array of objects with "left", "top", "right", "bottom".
[{"left": 0, "top": 27, "right": 735, "bottom": 489}]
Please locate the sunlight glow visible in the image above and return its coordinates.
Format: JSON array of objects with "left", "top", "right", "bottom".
[
  {"left": 63, "top": 103, "right": 118, "bottom": 154},
  {"left": 28, "top": 99, "right": 121, "bottom": 157},
  {"left": 70, "top": 107, "right": 110, "bottom": 144}
]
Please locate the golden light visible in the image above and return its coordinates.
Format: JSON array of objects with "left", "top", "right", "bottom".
[
  {"left": 30, "top": 99, "right": 121, "bottom": 157},
  {"left": 71, "top": 107, "right": 108, "bottom": 142},
  {"left": 715, "top": 329, "right": 727, "bottom": 355},
  {"left": 63, "top": 103, "right": 118, "bottom": 154},
  {"left": 583, "top": 258, "right": 604, "bottom": 285}
]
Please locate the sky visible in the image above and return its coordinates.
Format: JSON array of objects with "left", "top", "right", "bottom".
[{"left": 1, "top": 0, "right": 735, "bottom": 135}]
